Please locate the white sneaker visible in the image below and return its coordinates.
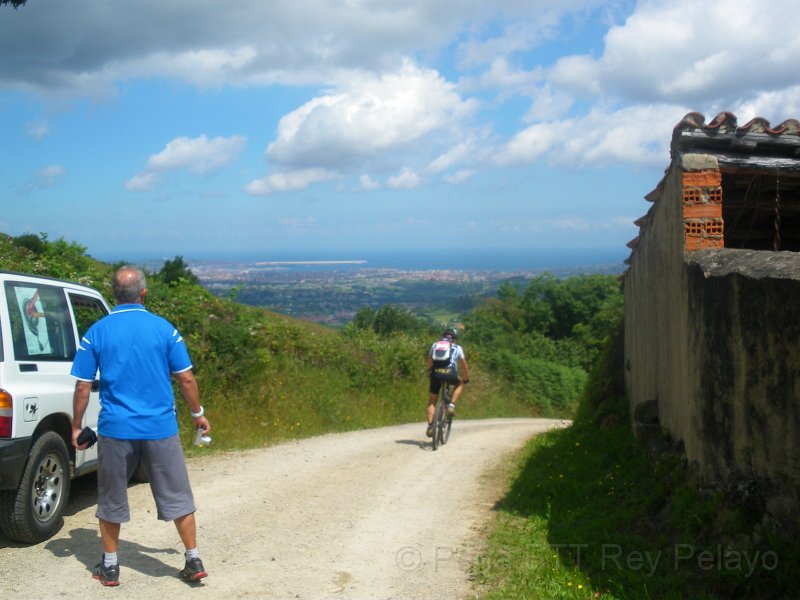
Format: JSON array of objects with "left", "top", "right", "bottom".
[{"left": 447, "top": 403, "right": 456, "bottom": 415}]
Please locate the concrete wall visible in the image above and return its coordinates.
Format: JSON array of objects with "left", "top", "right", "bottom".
[
  {"left": 685, "top": 249, "right": 800, "bottom": 519},
  {"left": 624, "top": 158, "right": 697, "bottom": 459},
  {"left": 625, "top": 154, "right": 800, "bottom": 523}
]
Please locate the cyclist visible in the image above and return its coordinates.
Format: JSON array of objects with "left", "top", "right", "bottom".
[{"left": 426, "top": 327, "right": 469, "bottom": 437}]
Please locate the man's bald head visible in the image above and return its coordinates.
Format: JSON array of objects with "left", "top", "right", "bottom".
[{"left": 112, "top": 266, "right": 147, "bottom": 304}]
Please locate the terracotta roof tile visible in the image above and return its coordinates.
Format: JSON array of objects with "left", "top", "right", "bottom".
[
  {"left": 674, "top": 112, "right": 800, "bottom": 137},
  {"left": 672, "top": 112, "right": 800, "bottom": 159}
]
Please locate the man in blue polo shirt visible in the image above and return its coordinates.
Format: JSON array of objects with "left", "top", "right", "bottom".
[{"left": 71, "top": 265, "right": 211, "bottom": 587}]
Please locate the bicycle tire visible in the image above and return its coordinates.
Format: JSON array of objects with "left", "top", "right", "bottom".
[
  {"left": 442, "top": 413, "right": 452, "bottom": 445},
  {"left": 436, "top": 400, "right": 447, "bottom": 446},
  {"left": 431, "top": 401, "right": 440, "bottom": 451},
  {"left": 440, "top": 386, "right": 453, "bottom": 445},
  {"left": 432, "top": 390, "right": 446, "bottom": 451}
]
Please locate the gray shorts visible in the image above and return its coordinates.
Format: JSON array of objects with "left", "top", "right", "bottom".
[{"left": 96, "top": 434, "right": 196, "bottom": 523}]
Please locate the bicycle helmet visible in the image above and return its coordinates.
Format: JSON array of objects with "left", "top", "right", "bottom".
[{"left": 442, "top": 327, "right": 458, "bottom": 340}]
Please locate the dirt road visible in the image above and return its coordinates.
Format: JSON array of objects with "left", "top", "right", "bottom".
[{"left": 0, "top": 418, "right": 567, "bottom": 599}]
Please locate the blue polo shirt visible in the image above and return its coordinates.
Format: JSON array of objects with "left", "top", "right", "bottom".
[{"left": 70, "top": 303, "right": 193, "bottom": 440}]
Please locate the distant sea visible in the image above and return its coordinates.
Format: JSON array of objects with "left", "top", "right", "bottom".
[{"left": 125, "top": 246, "right": 629, "bottom": 274}]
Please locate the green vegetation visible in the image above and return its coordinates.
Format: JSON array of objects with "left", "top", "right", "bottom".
[
  {"left": 5, "top": 232, "right": 792, "bottom": 596},
  {"left": 158, "top": 255, "right": 199, "bottom": 285},
  {"left": 0, "top": 233, "right": 621, "bottom": 444},
  {"left": 474, "top": 318, "right": 798, "bottom": 599},
  {"left": 347, "top": 304, "right": 434, "bottom": 337},
  {"left": 0, "top": 234, "right": 540, "bottom": 452},
  {"left": 464, "top": 273, "right": 623, "bottom": 417}
]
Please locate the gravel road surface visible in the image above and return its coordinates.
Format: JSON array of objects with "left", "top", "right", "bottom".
[{"left": 0, "top": 418, "right": 567, "bottom": 599}]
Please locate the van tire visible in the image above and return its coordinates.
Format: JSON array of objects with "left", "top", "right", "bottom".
[{"left": 0, "top": 432, "right": 71, "bottom": 543}]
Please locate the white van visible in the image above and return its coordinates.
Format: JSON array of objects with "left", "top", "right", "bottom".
[{"left": 0, "top": 271, "right": 109, "bottom": 543}]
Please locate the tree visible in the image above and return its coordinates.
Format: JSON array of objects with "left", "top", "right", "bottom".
[
  {"left": 351, "top": 306, "right": 376, "bottom": 331},
  {"left": 372, "top": 304, "right": 426, "bottom": 337},
  {"left": 158, "top": 256, "right": 199, "bottom": 285},
  {"left": 13, "top": 233, "right": 46, "bottom": 255},
  {"left": 1, "top": 1, "right": 27, "bottom": 7}
]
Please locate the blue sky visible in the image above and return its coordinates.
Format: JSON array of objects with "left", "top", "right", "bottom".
[{"left": 2, "top": 0, "right": 799, "bottom": 265}]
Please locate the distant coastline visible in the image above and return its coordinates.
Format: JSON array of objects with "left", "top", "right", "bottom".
[
  {"left": 124, "top": 246, "right": 629, "bottom": 274},
  {"left": 255, "top": 260, "right": 367, "bottom": 266}
]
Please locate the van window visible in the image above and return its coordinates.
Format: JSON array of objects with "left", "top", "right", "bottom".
[
  {"left": 69, "top": 293, "right": 108, "bottom": 339},
  {"left": 5, "top": 281, "right": 76, "bottom": 362}
]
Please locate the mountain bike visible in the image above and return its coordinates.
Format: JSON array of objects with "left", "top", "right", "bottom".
[{"left": 431, "top": 380, "right": 455, "bottom": 451}]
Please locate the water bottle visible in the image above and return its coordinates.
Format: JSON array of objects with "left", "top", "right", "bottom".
[{"left": 193, "top": 426, "right": 212, "bottom": 447}]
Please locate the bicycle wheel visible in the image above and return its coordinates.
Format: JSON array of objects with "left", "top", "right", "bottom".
[
  {"left": 441, "top": 387, "right": 453, "bottom": 445},
  {"left": 432, "top": 398, "right": 445, "bottom": 451},
  {"left": 441, "top": 412, "right": 452, "bottom": 445}
]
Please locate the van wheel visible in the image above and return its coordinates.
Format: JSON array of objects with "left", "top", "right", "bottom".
[{"left": 0, "top": 432, "right": 71, "bottom": 543}]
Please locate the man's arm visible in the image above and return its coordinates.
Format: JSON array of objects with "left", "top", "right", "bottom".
[
  {"left": 71, "top": 380, "right": 93, "bottom": 449},
  {"left": 458, "top": 356, "right": 470, "bottom": 383},
  {"left": 174, "top": 369, "right": 211, "bottom": 433}
]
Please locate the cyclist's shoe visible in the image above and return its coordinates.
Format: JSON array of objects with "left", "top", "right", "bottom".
[
  {"left": 179, "top": 557, "right": 208, "bottom": 582},
  {"left": 447, "top": 402, "right": 456, "bottom": 415},
  {"left": 92, "top": 559, "right": 120, "bottom": 587},
  {"left": 426, "top": 424, "right": 434, "bottom": 437}
]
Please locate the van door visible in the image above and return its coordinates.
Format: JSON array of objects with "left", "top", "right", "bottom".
[
  {"left": 3, "top": 281, "right": 79, "bottom": 444},
  {"left": 68, "top": 292, "right": 109, "bottom": 469}
]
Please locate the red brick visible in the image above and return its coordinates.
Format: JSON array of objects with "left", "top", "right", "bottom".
[
  {"left": 683, "top": 171, "right": 721, "bottom": 187},
  {"left": 684, "top": 204, "right": 722, "bottom": 219}
]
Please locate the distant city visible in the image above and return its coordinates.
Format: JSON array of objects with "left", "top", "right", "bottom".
[{"left": 154, "top": 253, "right": 627, "bottom": 327}]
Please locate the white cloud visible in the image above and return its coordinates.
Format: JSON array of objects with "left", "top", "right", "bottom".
[
  {"left": 146, "top": 135, "right": 246, "bottom": 174},
  {"left": 245, "top": 168, "right": 337, "bottom": 195},
  {"left": 428, "top": 140, "right": 479, "bottom": 173},
  {"left": 549, "top": 0, "right": 800, "bottom": 107},
  {"left": 387, "top": 168, "right": 421, "bottom": 189},
  {"left": 496, "top": 104, "right": 682, "bottom": 168},
  {"left": 0, "top": 2, "right": 596, "bottom": 94},
  {"left": 444, "top": 170, "right": 474, "bottom": 185},
  {"left": 456, "top": 9, "right": 572, "bottom": 69},
  {"left": 127, "top": 134, "right": 245, "bottom": 192},
  {"left": 266, "top": 60, "right": 475, "bottom": 171},
  {"left": 143, "top": 47, "right": 260, "bottom": 88},
  {"left": 458, "top": 57, "right": 541, "bottom": 94},
  {"left": 30, "top": 164, "right": 66, "bottom": 190},
  {"left": 728, "top": 86, "right": 800, "bottom": 125},
  {"left": 356, "top": 175, "right": 381, "bottom": 191},
  {"left": 17, "top": 164, "right": 66, "bottom": 194},
  {"left": 125, "top": 172, "right": 159, "bottom": 192},
  {"left": 495, "top": 121, "right": 563, "bottom": 166},
  {"left": 37, "top": 165, "right": 65, "bottom": 179},
  {"left": 7, "top": 0, "right": 800, "bottom": 205},
  {"left": 248, "top": 60, "right": 481, "bottom": 193},
  {"left": 523, "top": 84, "right": 577, "bottom": 121},
  {"left": 26, "top": 120, "right": 50, "bottom": 140},
  {"left": 486, "top": 0, "right": 800, "bottom": 174}
]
